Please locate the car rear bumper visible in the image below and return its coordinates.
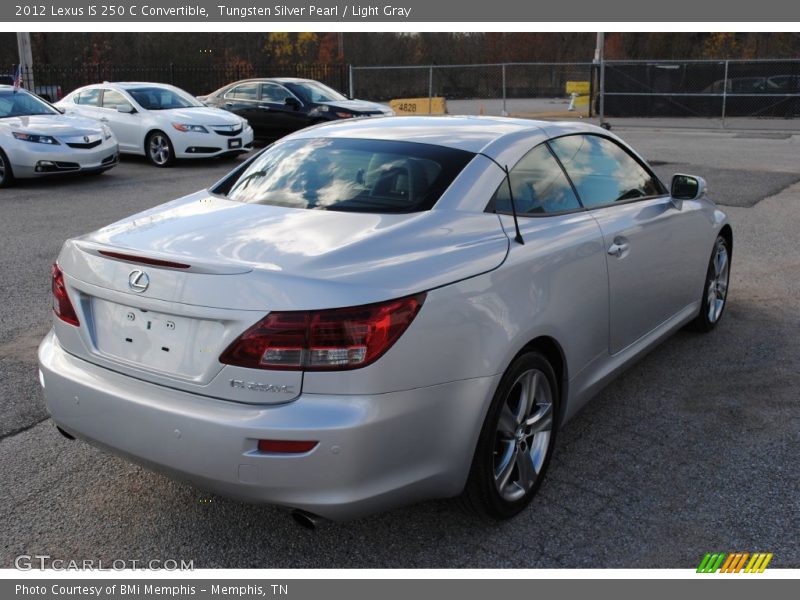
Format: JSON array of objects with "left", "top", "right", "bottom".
[
  {"left": 9, "top": 140, "right": 119, "bottom": 178},
  {"left": 38, "top": 330, "right": 496, "bottom": 520}
]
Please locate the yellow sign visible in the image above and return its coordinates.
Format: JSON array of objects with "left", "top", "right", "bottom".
[
  {"left": 389, "top": 97, "right": 448, "bottom": 115},
  {"left": 566, "top": 81, "right": 590, "bottom": 95}
]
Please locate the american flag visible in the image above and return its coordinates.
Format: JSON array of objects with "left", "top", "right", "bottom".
[{"left": 13, "top": 65, "right": 22, "bottom": 90}]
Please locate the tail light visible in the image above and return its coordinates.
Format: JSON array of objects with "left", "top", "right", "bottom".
[
  {"left": 51, "top": 263, "right": 79, "bottom": 326},
  {"left": 220, "top": 294, "right": 425, "bottom": 371}
]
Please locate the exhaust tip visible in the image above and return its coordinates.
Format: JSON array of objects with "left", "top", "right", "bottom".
[
  {"left": 291, "top": 509, "right": 321, "bottom": 530},
  {"left": 56, "top": 426, "right": 75, "bottom": 440}
]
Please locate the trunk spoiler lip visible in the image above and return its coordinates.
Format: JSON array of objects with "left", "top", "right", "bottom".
[{"left": 73, "top": 240, "right": 253, "bottom": 275}]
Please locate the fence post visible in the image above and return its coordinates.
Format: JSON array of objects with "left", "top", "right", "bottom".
[
  {"left": 501, "top": 63, "right": 507, "bottom": 116},
  {"left": 721, "top": 59, "right": 729, "bottom": 129},
  {"left": 428, "top": 65, "right": 433, "bottom": 114},
  {"left": 599, "top": 60, "right": 606, "bottom": 125},
  {"left": 348, "top": 64, "right": 354, "bottom": 98}
]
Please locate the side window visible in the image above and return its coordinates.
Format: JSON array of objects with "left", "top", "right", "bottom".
[
  {"left": 226, "top": 83, "right": 258, "bottom": 101},
  {"left": 261, "top": 83, "right": 293, "bottom": 103},
  {"left": 549, "top": 134, "right": 664, "bottom": 208},
  {"left": 101, "top": 90, "right": 128, "bottom": 110},
  {"left": 74, "top": 88, "right": 100, "bottom": 106},
  {"left": 490, "top": 144, "right": 581, "bottom": 215}
]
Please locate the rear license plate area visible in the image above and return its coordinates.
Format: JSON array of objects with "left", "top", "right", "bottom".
[{"left": 91, "top": 298, "right": 224, "bottom": 378}]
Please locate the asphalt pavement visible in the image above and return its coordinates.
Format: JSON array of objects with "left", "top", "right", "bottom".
[{"left": 1, "top": 130, "right": 798, "bottom": 569}]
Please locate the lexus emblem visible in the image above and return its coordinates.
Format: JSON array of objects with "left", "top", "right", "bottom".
[
  {"left": 128, "top": 269, "right": 150, "bottom": 293},
  {"left": 83, "top": 136, "right": 90, "bottom": 143}
]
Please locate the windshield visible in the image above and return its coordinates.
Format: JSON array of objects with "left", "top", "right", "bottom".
[
  {"left": 0, "top": 90, "right": 60, "bottom": 118},
  {"left": 225, "top": 138, "right": 474, "bottom": 213},
  {"left": 126, "top": 86, "right": 202, "bottom": 110},
  {"left": 286, "top": 81, "right": 348, "bottom": 103}
]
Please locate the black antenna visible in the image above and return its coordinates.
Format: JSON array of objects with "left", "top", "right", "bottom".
[{"left": 502, "top": 165, "right": 524, "bottom": 245}]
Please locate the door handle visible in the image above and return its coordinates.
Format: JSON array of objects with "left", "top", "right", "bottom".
[
  {"left": 256, "top": 105, "right": 270, "bottom": 110},
  {"left": 224, "top": 102, "right": 234, "bottom": 108},
  {"left": 607, "top": 239, "right": 630, "bottom": 257}
]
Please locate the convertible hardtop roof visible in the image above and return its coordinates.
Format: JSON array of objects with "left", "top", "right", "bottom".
[{"left": 287, "top": 115, "right": 608, "bottom": 155}]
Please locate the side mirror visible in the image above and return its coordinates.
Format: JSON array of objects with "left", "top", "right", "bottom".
[
  {"left": 116, "top": 102, "right": 136, "bottom": 114},
  {"left": 671, "top": 173, "right": 707, "bottom": 203},
  {"left": 284, "top": 97, "right": 301, "bottom": 110}
]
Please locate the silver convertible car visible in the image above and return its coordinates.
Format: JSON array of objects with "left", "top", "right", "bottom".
[
  {"left": 0, "top": 85, "right": 119, "bottom": 186},
  {"left": 38, "top": 117, "right": 731, "bottom": 523}
]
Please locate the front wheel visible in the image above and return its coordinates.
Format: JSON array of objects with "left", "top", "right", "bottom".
[
  {"left": 0, "top": 148, "right": 14, "bottom": 188},
  {"left": 462, "top": 351, "right": 559, "bottom": 519},
  {"left": 690, "top": 234, "right": 731, "bottom": 332},
  {"left": 146, "top": 131, "right": 175, "bottom": 167}
]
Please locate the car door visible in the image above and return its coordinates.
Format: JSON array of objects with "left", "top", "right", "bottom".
[
  {"left": 220, "top": 83, "right": 261, "bottom": 132},
  {"left": 550, "top": 133, "right": 709, "bottom": 354},
  {"left": 491, "top": 143, "right": 610, "bottom": 378},
  {"left": 259, "top": 82, "right": 310, "bottom": 138},
  {"left": 98, "top": 89, "right": 141, "bottom": 152}
]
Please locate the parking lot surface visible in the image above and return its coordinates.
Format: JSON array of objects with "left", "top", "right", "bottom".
[{"left": 1, "top": 130, "right": 798, "bottom": 568}]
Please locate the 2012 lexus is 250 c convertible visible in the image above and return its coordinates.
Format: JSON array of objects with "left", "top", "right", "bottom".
[{"left": 39, "top": 117, "right": 732, "bottom": 522}]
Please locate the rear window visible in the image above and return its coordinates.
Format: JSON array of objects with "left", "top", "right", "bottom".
[{"left": 225, "top": 138, "right": 475, "bottom": 213}]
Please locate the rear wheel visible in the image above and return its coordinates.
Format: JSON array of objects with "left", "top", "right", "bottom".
[
  {"left": 462, "top": 351, "right": 558, "bottom": 519},
  {"left": 690, "top": 234, "right": 731, "bottom": 332},
  {"left": 0, "top": 149, "right": 14, "bottom": 188},
  {"left": 146, "top": 131, "right": 175, "bottom": 167}
]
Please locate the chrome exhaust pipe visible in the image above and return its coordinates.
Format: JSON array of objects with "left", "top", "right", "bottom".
[{"left": 291, "top": 509, "right": 322, "bottom": 530}]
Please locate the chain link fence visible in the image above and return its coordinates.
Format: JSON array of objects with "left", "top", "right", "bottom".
[
  {"left": 602, "top": 59, "right": 800, "bottom": 123},
  {"left": 4, "top": 63, "right": 349, "bottom": 101},
  {"left": 6, "top": 59, "right": 800, "bottom": 129},
  {"left": 351, "top": 60, "right": 800, "bottom": 129},
  {"left": 350, "top": 63, "right": 594, "bottom": 117}
]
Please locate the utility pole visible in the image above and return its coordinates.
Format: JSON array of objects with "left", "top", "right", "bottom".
[
  {"left": 16, "top": 32, "right": 35, "bottom": 91},
  {"left": 593, "top": 32, "right": 607, "bottom": 128}
]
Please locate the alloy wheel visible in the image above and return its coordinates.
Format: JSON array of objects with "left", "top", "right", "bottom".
[
  {"left": 148, "top": 134, "right": 171, "bottom": 166},
  {"left": 707, "top": 239, "right": 730, "bottom": 323},
  {"left": 493, "top": 368, "right": 554, "bottom": 502}
]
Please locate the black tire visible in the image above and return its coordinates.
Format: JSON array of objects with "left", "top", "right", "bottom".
[
  {"left": 145, "top": 130, "right": 175, "bottom": 167},
  {"left": 0, "top": 148, "right": 14, "bottom": 188},
  {"left": 690, "top": 234, "right": 731, "bottom": 333},
  {"left": 462, "top": 351, "right": 559, "bottom": 519}
]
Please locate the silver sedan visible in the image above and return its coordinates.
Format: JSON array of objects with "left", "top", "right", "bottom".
[
  {"left": 0, "top": 85, "right": 119, "bottom": 187},
  {"left": 38, "top": 117, "right": 731, "bottom": 522}
]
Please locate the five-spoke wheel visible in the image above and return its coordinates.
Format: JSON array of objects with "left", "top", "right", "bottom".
[{"left": 463, "top": 351, "right": 559, "bottom": 519}]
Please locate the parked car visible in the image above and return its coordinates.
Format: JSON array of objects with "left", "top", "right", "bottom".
[
  {"left": 703, "top": 76, "right": 768, "bottom": 94},
  {"left": 0, "top": 74, "right": 63, "bottom": 102},
  {"left": 0, "top": 85, "right": 118, "bottom": 187},
  {"left": 57, "top": 82, "right": 254, "bottom": 166},
  {"left": 39, "top": 117, "right": 731, "bottom": 522},
  {"left": 200, "top": 77, "right": 393, "bottom": 141}
]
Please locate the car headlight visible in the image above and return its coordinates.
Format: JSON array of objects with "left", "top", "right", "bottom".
[
  {"left": 102, "top": 125, "right": 113, "bottom": 140},
  {"left": 13, "top": 132, "right": 60, "bottom": 145},
  {"left": 172, "top": 123, "right": 208, "bottom": 133},
  {"left": 309, "top": 105, "right": 330, "bottom": 116}
]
